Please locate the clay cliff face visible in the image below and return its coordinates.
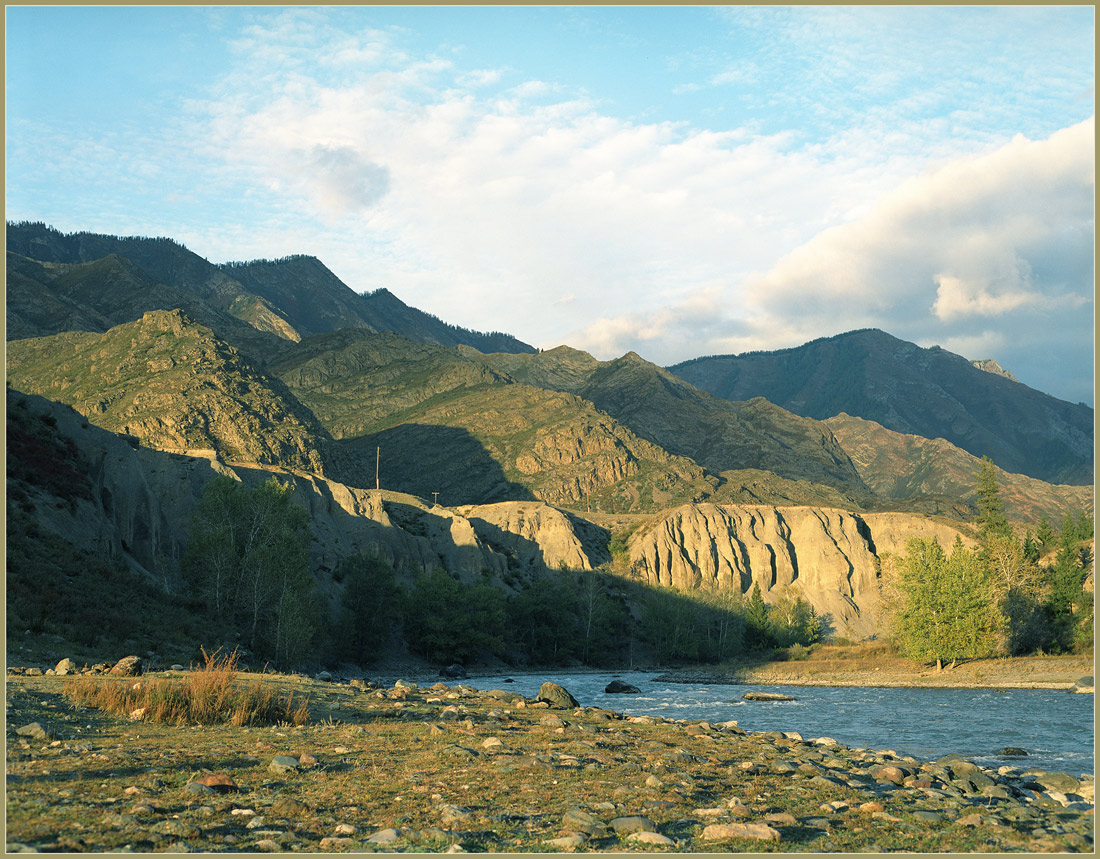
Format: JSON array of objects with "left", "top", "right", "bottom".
[{"left": 627, "top": 503, "right": 974, "bottom": 639}]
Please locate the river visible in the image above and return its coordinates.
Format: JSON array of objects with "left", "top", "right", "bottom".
[{"left": 462, "top": 671, "right": 1094, "bottom": 776}]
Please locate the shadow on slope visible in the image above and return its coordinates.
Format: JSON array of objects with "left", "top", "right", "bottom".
[{"left": 341, "top": 424, "right": 536, "bottom": 507}]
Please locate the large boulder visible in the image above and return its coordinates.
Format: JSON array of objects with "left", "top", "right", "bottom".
[
  {"left": 605, "top": 680, "right": 641, "bottom": 694},
  {"left": 109, "top": 655, "right": 143, "bottom": 676},
  {"left": 537, "top": 681, "right": 579, "bottom": 709},
  {"left": 440, "top": 664, "right": 467, "bottom": 679}
]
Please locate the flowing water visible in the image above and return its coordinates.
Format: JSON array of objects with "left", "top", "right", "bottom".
[{"left": 462, "top": 671, "right": 1094, "bottom": 776}]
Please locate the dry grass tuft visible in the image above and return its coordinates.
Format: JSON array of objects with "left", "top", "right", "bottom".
[{"left": 66, "top": 647, "right": 309, "bottom": 727}]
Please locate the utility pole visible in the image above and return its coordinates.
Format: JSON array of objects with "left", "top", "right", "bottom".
[
  {"left": 375, "top": 446, "right": 380, "bottom": 491},
  {"left": 432, "top": 491, "right": 440, "bottom": 507}
]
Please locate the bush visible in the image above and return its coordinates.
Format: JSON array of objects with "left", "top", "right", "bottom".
[{"left": 66, "top": 648, "right": 309, "bottom": 726}]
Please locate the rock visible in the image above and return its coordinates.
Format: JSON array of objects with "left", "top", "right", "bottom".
[
  {"left": 110, "top": 655, "right": 143, "bottom": 676},
  {"left": 16, "top": 722, "right": 51, "bottom": 741},
  {"left": 440, "top": 664, "right": 467, "bottom": 679},
  {"left": 540, "top": 715, "right": 566, "bottom": 729},
  {"left": 319, "top": 837, "right": 358, "bottom": 850},
  {"left": 439, "top": 805, "right": 473, "bottom": 826},
  {"left": 1034, "top": 772, "right": 1081, "bottom": 793},
  {"left": 54, "top": 658, "right": 77, "bottom": 675},
  {"left": 315, "top": 671, "right": 332, "bottom": 682},
  {"left": 333, "top": 824, "right": 356, "bottom": 836},
  {"left": 999, "top": 747, "right": 1028, "bottom": 757},
  {"left": 191, "top": 774, "right": 238, "bottom": 793},
  {"left": 605, "top": 680, "right": 641, "bottom": 694},
  {"left": 701, "top": 822, "right": 781, "bottom": 842},
  {"left": 183, "top": 782, "right": 216, "bottom": 795},
  {"left": 394, "top": 679, "right": 418, "bottom": 692},
  {"left": 871, "top": 764, "right": 906, "bottom": 784},
  {"left": 609, "top": 815, "right": 656, "bottom": 835},
  {"left": 349, "top": 678, "right": 369, "bottom": 691},
  {"left": 170, "top": 664, "right": 185, "bottom": 672},
  {"left": 627, "top": 831, "right": 675, "bottom": 846},
  {"left": 743, "top": 691, "right": 796, "bottom": 702},
  {"left": 645, "top": 775, "right": 663, "bottom": 788},
  {"left": 764, "top": 812, "right": 798, "bottom": 826},
  {"left": 271, "top": 796, "right": 311, "bottom": 817},
  {"left": 254, "top": 839, "right": 281, "bottom": 852},
  {"left": 298, "top": 753, "right": 318, "bottom": 768},
  {"left": 368, "top": 828, "right": 401, "bottom": 844},
  {"left": 562, "top": 808, "right": 601, "bottom": 832},
  {"left": 268, "top": 755, "right": 300, "bottom": 775},
  {"left": 538, "top": 681, "right": 579, "bottom": 709},
  {"left": 545, "top": 835, "right": 586, "bottom": 850}
]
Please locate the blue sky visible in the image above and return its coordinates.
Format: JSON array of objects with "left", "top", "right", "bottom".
[{"left": 6, "top": 5, "right": 1095, "bottom": 405}]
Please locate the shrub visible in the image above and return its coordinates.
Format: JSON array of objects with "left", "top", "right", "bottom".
[{"left": 66, "top": 647, "right": 309, "bottom": 727}]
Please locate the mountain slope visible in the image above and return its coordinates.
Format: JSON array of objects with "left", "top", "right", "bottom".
[
  {"left": 824, "top": 413, "right": 1093, "bottom": 525},
  {"left": 466, "top": 346, "right": 872, "bottom": 501},
  {"left": 6, "top": 310, "right": 334, "bottom": 475},
  {"left": 669, "top": 328, "right": 1094, "bottom": 486}
]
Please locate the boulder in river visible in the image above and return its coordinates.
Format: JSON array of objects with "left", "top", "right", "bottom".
[
  {"left": 743, "top": 691, "right": 796, "bottom": 702},
  {"left": 999, "top": 747, "right": 1029, "bottom": 757},
  {"left": 605, "top": 680, "right": 642, "bottom": 694}
]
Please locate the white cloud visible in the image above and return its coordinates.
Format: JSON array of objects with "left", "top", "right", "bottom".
[{"left": 931, "top": 274, "right": 1038, "bottom": 322}]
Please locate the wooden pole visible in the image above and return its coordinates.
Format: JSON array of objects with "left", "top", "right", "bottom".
[{"left": 375, "top": 446, "right": 380, "bottom": 491}]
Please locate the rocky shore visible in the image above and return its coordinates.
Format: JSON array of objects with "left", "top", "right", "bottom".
[{"left": 6, "top": 668, "right": 1094, "bottom": 853}]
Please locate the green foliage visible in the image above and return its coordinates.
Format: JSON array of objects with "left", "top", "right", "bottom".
[
  {"left": 1035, "top": 514, "right": 1055, "bottom": 550},
  {"left": 182, "top": 476, "right": 316, "bottom": 667},
  {"left": 403, "top": 568, "right": 506, "bottom": 664},
  {"left": 744, "top": 583, "right": 771, "bottom": 650},
  {"left": 505, "top": 576, "right": 579, "bottom": 664},
  {"left": 331, "top": 554, "right": 402, "bottom": 664},
  {"left": 1040, "top": 523, "right": 1094, "bottom": 652},
  {"left": 888, "top": 537, "right": 1001, "bottom": 663},
  {"left": 975, "top": 457, "right": 1011, "bottom": 543}
]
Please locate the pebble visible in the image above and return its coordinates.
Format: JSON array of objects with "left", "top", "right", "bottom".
[{"left": 253, "top": 839, "right": 281, "bottom": 852}]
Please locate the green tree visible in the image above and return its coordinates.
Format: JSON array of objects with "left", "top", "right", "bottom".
[
  {"left": 1035, "top": 514, "right": 1055, "bottom": 552},
  {"left": 182, "top": 476, "right": 315, "bottom": 666},
  {"left": 887, "top": 537, "right": 1001, "bottom": 666},
  {"left": 1042, "top": 525, "right": 1093, "bottom": 652},
  {"left": 332, "top": 553, "right": 402, "bottom": 664},
  {"left": 975, "top": 457, "right": 1011, "bottom": 543},
  {"left": 404, "top": 568, "right": 506, "bottom": 664},
  {"left": 744, "top": 583, "right": 771, "bottom": 650},
  {"left": 505, "top": 576, "right": 578, "bottom": 664}
]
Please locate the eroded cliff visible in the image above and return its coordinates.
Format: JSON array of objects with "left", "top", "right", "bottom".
[{"left": 628, "top": 503, "right": 974, "bottom": 638}]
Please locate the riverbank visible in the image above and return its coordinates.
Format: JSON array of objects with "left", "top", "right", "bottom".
[
  {"left": 654, "top": 652, "right": 1096, "bottom": 691},
  {"left": 365, "top": 649, "right": 1094, "bottom": 693},
  {"left": 5, "top": 670, "right": 1094, "bottom": 852}
]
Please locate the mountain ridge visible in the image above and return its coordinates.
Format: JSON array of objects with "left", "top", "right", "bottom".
[{"left": 668, "top": 328, "right": 1093, "bottom": 486}]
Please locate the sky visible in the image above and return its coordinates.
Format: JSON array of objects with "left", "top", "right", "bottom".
[{"left": 5, "top": 5, "right": 1095, "bottom": 405}]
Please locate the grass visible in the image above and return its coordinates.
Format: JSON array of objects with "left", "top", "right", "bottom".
[
  {"left": 10, "top": 668, "right": 1091, "bottom": 853},
  {"left": 66, "top": 647, "right": 310, "bottom": 727}
]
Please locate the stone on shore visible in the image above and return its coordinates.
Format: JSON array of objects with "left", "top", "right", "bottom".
[
  {"left": 702, "top": 822, "right": 782, "bottom": 842},
  {"left": 538, "top": 682, "right": 579, "bottom": 709},
  {"left": 109, "top": 655, "right": 143, "bottom": 676}
]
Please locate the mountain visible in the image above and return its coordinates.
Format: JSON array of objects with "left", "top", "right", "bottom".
[
  {"left": 220, "top": 255, "right": 535, "bottom": 354},
  {"left": 668, "top": 328, "right": 1094, "bottom": 486},
  {"left": 464, "top": 345, "right": 873, "bottom": 502},
  {"left": 6, "top": 310, "right": 335, "bottom": 475},
  {"left": 6, "top": 221, "right": 535, "bottom": 356},
  {"left": 271, "top": 329, "right": 723, "bottom": 510},
  {"left": 824, "top": 413, "right": 1093, "bottom": 525}
]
